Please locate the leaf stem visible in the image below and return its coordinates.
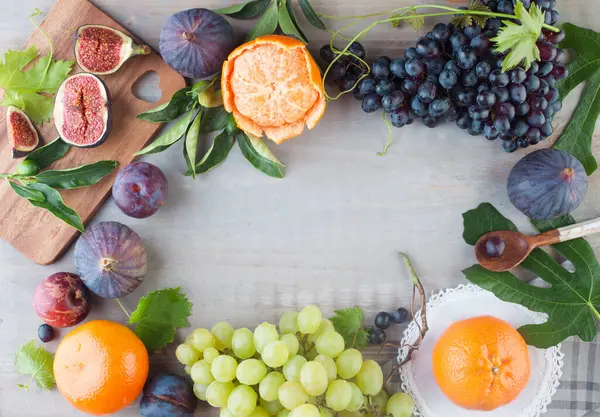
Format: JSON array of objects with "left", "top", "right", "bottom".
[
  {"left": 29, "top": 9, "right": 54, "bottom": 90},
  {"left": 115, "top": 298, "right": 131, "bottom": 320},
  {"left": 590, "top": 304, "right": 600, "bottom": 322}
]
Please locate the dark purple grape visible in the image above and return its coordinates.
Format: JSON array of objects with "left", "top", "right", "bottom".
[
  {"left": 553, "top": 49, "right": 567, "bottom": 66},
  {"left": 553, "top": 100, "right": 563, "bottom": 113},
  {"left": 382, "top": 91, "right": 405, "bottom": 112},
  {"left": 362, "top": 94, "right": 382, "bottom": 113},
  {"left": 551, "top": 65, "right": 567, "bottom": 79},
  {"left": 320, "top": 45, "right": 337, "bottom": 63},
  {"left": 492, "top": 86, "right": 509, "bottom": 103},
  {"left": 423, "top": 115, "right": 442, "bottom": 128},
  {"left": 348, "top": 42, "right": 366, "bottom": 60},
  {"left": 528, "top": 62, "right": 540, "bottom": 75},
  {"left": 340, "top": 73, "right": 359, "bottom": 92},
  {"left": 429, "top": 97, "right": 452, "bottom": 117},
  {"left": 462, "top": 69, "right": 479, "bottom": 87},
  {"left": 376, "top": 79, "right": 395, "bottom": 96},
  {"left": 509, "top": 83, "right": 527, "bottom": 104},
  {"left": 516, "top": 137, "right": 530, "bottom": 148},
  {"left": 494, "top": 116, "right": 511, "bottom": 132},
  {"left": 372, "top": 58, "right": 390, "bottom": 79},
  {"left": 530, "top": 96, "right": 548, "bottom": 111},
  {"left": 369, "top": 328, "right": 386, "bottom": 344},
  {"left": 510, "top": 68, "right": 527, "bottom": 84},
  {"left": 456, "top": 88, "right": 476, "bottom": 106},
  {"left": 512, "top": 119, "right": 529, "bottom": 136},
  {"left": 417, "top": 81, "right": 438, "bottom": 104},
  {"left": 468, "top": 120, "right": 485, "bottom": 135},
  {"left": 425, "top": 58, "right": 445, "bottom": 75},
  {"left": 401, "top": 78, "right": 420, "bottom": 95},
  {"left": 405, "top": 47, "right": 419, "bottom": 60},
  {"left": 477, "top": 83, "right": 491, "bottom": 94},
  {"left": 516, "top": 102, "right": 530, "bottom": 116},
  {"left": 502, "top": 139, "right": 518, "bottom": 153},
  {"left": 357, "top": 77, "right": 377, "bottom": 96},
  {"left": 410, "top": 96, "right": 429, "bottom": 117},
  {"left": 450, "top": 32, "right": 468, "bottom": 52},
  {"left": 476, "top": 61, "right": 492, "bottom": 79},
  {"left": 546, "top": 75, "right": 557, "bottom": 87},
  {"left": 540, "top": 121, "right": 553, "bottom": 137},
  {"left": 527, "top": 110, "right": 546, "bottom": 127},
  {"left": 432, "top": 23, "right": 451, "bottom": 44},
  {"left": 463, "top": 25, "right": 482, "bottom": 40},
  {"left": 38, "top": 324, "right": 55, "bottom": 343},
  {"left": 445, "top": 103, "right": 459, "bottom": 121},
  {"left": 390, "top": 59, "right": 408, "bottom": 78},
  {"left": 439, "top": 70, "right": 458, "bottom": 89},
  {"left": 536, "top": 0, "right": 551, "bottom": 8},
  {"left": 537, "top": 40, "right": 557, "bottom": 61},
  {"left": 416, "top": 37, "right": 441, "bottom": 58},
  {"left": 469, "top": 105, "right": 490, "bottom": 121},
  {"left": 527, "top": 127, "right": 542, "bottom": 144},
  {"left": 484, "top": 122, "right": 500, "bottom": 140},
  {"left": 538, "top": 61, "right": 554, "bottom": 77},
  {"left": 485, "top": 236, "right": 506, "bottom": 257},
  {"left": 497, "top": 0, "right": 514, "bottom": 14},
  {"left": 391, "top": 108, "right": 410, "bottom": 128},
  {"left": 546, "top": 9, "right": 559, "bottom": 25},
  {"left": 543, "top": 104, "right": 555, "bottom": 119},
  {"left": 427, "top": 74, "right": 439, "bottom": 85},
  {"left": 489, "top": 69, "right": 510, "bottom": 87},
  {"left": 391, "top": 308, "right": 409, "bottom": 324},
  {"left": 546, "top": 29, "right": 565, "bottom": 45},
  {"left": 375, "top": 312, "right": 392, "bottom": 329},
  {"left": 470, "top": 35, "right": 492, "bottom": 55},
  {"left": 113, "top": 162, "right": 168, "bottom": 218},
  {"left": 524, "top": 74, "right": 541, "bottom": 92},
  {"left": 456, "top": 46, "right": 477, "bottom": 70},
  {"left": 329, "top": 63, "right": 347, "bottom": 81},
  {"left": 457, "top": 111, "right": 472, "bottom": 129},
  {"left": 485, "top": 18, "right": 502, "bottom": 33},
  {"left": 477, "top": 91, "right": 496, "bottom": 107},
  {"left": 445, "top": 60, "right": 463, "bottom": 75},
  {"left": 497, "top": 102, "right": 516, "bottom": 120},
  {"left": 405, "top": 59, "right": 425, "bottom": 78}
]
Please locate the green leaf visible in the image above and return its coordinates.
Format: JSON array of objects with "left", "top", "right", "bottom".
[
  {"left": 554, "top": 22, "right": 600, "bottom": 175},
  {"left": 492, "top": 1, "right": 544, "bottom": 71},
  {"left": 247, "top": 1, "right": 279, "bottom": 41},
  {"left": 298, "top": 0, "right": 326, "bottom": 30},
  {"left": 238, "top": 133, "right": 285, "bottom": 178},
  {"left": 9, "top": 181, "right": 45, "bottom": 202},
  {"left": 214, "top": 0, "right": 272, "bottom": 19},
  {"left": 0, "top": 46, "right": 38, "bottom": 87},
  {"left": 461, "top": 202, "right": 600, "bottom": 348},
  {"left": 24, "top": 183, "right": 84, "bottom": 232},
  {"left": 2, "top": 90, "right": 56, "bottom": 125},
  {"left": 330, "top": 307, "right": 369, "bottom": 350},
  {"left": 22, "top": 137, "right": 70, "bottom": 171},
  {"left": 278, "top": 1, "right": 307, "bottom": 43},
  {"left": 190, "top": 77, "right": 218, "bottom": 96},
  {"left": 201, "top": 106, "right": 231, "bottom": 133},
  {"left": 129, "top": 287, "right": 193, "bottom": 352},
  {"left": 185, "top": 111, "right": 203, "bottom": 178},
  {"left": 450, "top": 0, "right": 490, "bottom": 28},
  {"left": 35, "top": 160, "right": 118, "bottom": 189},
  {"left": 286, "top": 0, "right": 308, "bottom": 42},
  {"left": 185, "top": 131, "right": 237, "bottom": 176},
  {"left": 14, "top": 340, "right": 55, "bottom": 391},
  {"left": 134, "top": 109, "right": 196, "bottom": 156},
  {"left": 137, "top": 87, "right": 193, "bottom": 123}
]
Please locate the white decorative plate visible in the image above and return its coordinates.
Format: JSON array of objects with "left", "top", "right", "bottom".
[{"left": 398, "top": 284, "right": 564, "bottom": 417}]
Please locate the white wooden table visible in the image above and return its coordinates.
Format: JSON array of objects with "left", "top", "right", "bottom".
[{"left": 0, "top": 1, "right": 599, "bottom": 416}]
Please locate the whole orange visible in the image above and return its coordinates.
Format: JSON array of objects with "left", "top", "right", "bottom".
[
  {"left": 54, "top": 320, "right": 149, "bottom": 415},
  {"left": 432, "top": 315, "right": 530, "bottom": 411}
]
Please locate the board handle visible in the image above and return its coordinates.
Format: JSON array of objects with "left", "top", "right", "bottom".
[{"left": 558, "top": 217, "right": 600, "bottom": 241}]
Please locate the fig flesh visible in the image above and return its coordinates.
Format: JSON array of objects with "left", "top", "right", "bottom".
[
  {"left": 112, "top": 162, "right": 169, "bottom": 218},
  {"left": 32, "top": 272, "right": 91, "bottom": 328},
  {"left": 74, "top": 24, "right": 151, "bottom": 75},
  {"left": 7, "top": 106, "right": 39, "bottom": 158},
  {"left": 53, "top": 73, "right": 111, "bottom": 147},
  {"left": 159, "top": 8, "right": 236, "bottom": 78},
  {"left": 74, "top": 221, "right": 147, "bottom": 298}
]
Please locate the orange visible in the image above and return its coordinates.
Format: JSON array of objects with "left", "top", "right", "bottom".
[
  {"left": 54, "top": 320, "right": 149, "bottom": 415},
  {"left": 432, "top": 315, "right": 530, "bottom": 411},
  {"left": 222, "top": 35, "right": 326, "bottom": 144}
]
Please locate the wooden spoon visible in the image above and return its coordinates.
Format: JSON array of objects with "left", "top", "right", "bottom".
[{"left": 474, "top": 217, "right": 600, "bottom": 272}]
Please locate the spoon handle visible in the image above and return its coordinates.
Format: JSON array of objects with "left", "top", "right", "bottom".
[{"left": 557, "top": 217, "right": 600, "bottom": 242}]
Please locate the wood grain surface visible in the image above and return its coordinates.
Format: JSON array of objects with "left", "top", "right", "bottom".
[
  {"left": 0, "top": 0, "right": 185, "bottom": 265},
  {"left": 0, "top": 1, "right": 599, "bottom": 416}
]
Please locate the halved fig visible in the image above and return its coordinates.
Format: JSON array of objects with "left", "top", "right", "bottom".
[
  {"left": 53, "top": 73, "right": 112, "bottom": 148},
  {"left": 74, "top": 24, "right": 150, "bottom": 75},
  {"left": 7, "top": 106, "right": 39, "bottom": 158}
]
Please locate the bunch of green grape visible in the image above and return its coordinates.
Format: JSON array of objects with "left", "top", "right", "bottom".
[{"left": 176, "top": 305, "right": 415, "bottom": 417}]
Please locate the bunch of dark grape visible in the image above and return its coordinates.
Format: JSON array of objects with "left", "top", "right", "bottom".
[
  {"left": 320, "top": 0, "right": 567, "bottom": 152},
  {"left": 368, "top": 308, "right": 410, "bottom": 344}
]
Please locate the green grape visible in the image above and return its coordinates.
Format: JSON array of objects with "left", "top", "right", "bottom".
[
  {"left": 189, "top": 328, "right": 216, "bottom": 352},
  {"left": 369, "top": 389, "right": 389, "bottom": 413},
  {"left": 248, "top": 405, "right": 270, "bottom": 417},
  {"left": 312, "top": 355, "right": 336, "bottom": 383},
  {"left": 193, "top": 382, "right": 208, "bottom": 401},
  {"left": 290, "top": 404, "right": 319, "bottom": 417},
  {"left": 299, "top": 361, "right": 328, "bottom": 396},
  {"left": 318, "top": 407, "right": 333, "bottom": 417},
  {"left": 355, "top": 360, "right": 383, "bottom": 396},
  {"left": 325, "top": 380, "right": 352, "bottom": 411},
  {"left": 262, "top": 341, "right": 290, "bottom": 368},
  {"left": 278, "top": 410, "right": 290, "bottom": 417},
  {"left": 259, "top": 371, "right": 286, "bottom": 401},
  {"left": 315, "top": 332, "right": 345, "bottom": 359},
  {"left": 184, "top": 365, "right": 192, "bottom": 375},
  {"left": 335, "top": 349, "right": 363, "bottom": 379},
  {"left": 236, "top": 359, "right": 268, "bottom": 385},
  {"left": 260, "top": 398, "right": 284, "bottom": 416},
  {"left": 279, "top": 311, "right": 300, "bottom": 335},
  {"left": 228, "top": 385, "right": 259, "bottom": 417},
  {"left": 204, "top": 347, "right": 220, "bottom": 364},
  {"left": 221, "top": 409, "right": 235, "bottom": 417},
  {"left": 206, "top": 381, "right": 235, "bottom": 408},
  {"left": 232, "top": 328, "right": 257, "bottom": 359},
  {"left": 298, "top": 305, "right": 322, "bottom": 335},
  {"left": 345, "top": 382, "right": 363, "bottom": 412},
  {"left": 176, "top": 343, "right": 201, "bottom": 365},
  {"left": 308, "top": 319, "right": 334, "bottom": 344},
  {"left": 191, "top": 359, "right": 215, "bottom": 385},
  {"left": 212, "top": 355, "right": 238, "bottom": 382},
  {"left": 212, "top": 322, "right": 235, "bottom": 350},
  {"left": 254, "top": 322, "right": 279, "bottom": 354},
  {"left": 281, "top": 334, "right": 299, "bottom": 357},
  {"left": 283, "top": 355, "right": 307, "bottom": 382},
  {"left": 278, "top": 381, "right": 308, "bottom": 410},
  {"left": 385, "top": 393, "right": 415, "bottom": 417}
]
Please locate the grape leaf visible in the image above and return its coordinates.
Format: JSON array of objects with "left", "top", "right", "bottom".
[
  {"left": 330, "top": 307, "right": 369, "bottom": 349},
  {"left": 14, "top": 341, "right": 56, "bottom": 391},
  {"left": 129, "top": 287, "right": 193, "bottom": 352},
  {"left": 451, "top": 0, "right": 490, "bottom": 28},
  {"left": 554, "top": 23, "right": 600, "bottom": 175},
  {"left": 462, "top": 203, "right": 600, "bottom": 348},
  {"left": 492, "top": 1, "right": 544, "bottom": 71}
]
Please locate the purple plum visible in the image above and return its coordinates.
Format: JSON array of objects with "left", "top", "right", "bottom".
[
  {"left": 140, "top": 374, "right": 196, "bottom": 417},
  {"left": 112, "top": 162, "right": 168, "bottom": 218}
]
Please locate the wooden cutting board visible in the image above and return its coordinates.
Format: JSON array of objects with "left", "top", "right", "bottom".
[{"left": 0, "top": 0, "right": 186, "bottom": 265}]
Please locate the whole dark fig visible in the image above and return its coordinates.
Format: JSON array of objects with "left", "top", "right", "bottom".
[
  {"left": 112, "top": 162, "right": 168, "bottom": 219},
  {"left": 53, "top": 73, "right": 111, "bottom": 148},
  {"left": 32, "top": 272, "right": 90, "bottom": 328},
  {"left": 159, "top": 8, "right": 236, "bottom": 78},
  {"left": 7, "top": 106, "right": 39, "bottom": 158},
  {"left": 140, "top": 374, "right": 197, "bottom": 417},
  {"left": 74, "top": 221, "right": 147, "bottom": 298},
  {"left": 74, "top": 24, "right": 150, "bottom": 75}
]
